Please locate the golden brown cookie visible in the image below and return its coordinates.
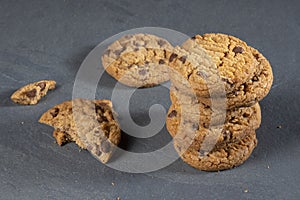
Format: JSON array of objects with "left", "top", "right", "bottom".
[
  {"left": 196, "top": 46, "right": 274, "bottom": 109},
  {"left": 166, "top": 100, "right": 261, "bottom": 148},
  {"left": 11, "top": 80, "right": 56, "bottom": 105},
  {"left": 39, "top": 99, "right": 121, "bottom": 163},
  {"left": 176, "top": 130, "right": 257, "bottom": 171},
  {"left": 167, "top": 91, "right": 262, "bottom": 130},
  {"left": 101, "top": 33, "right": 174, "bottom": 87},
  {"left": 180, "top": 33, "right": 259, "bottom": 97},
  {"left": 168, "top": 35, "right": 273, "bottom": 109}
]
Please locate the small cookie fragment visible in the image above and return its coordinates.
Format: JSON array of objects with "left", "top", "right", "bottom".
[
  {"left": 101, "top": 33, "right": 174, "bottom": 88},
  {"left": 39, "top": 99, "right": 121, "bottom": 163},
  {"left": 11, "top": 80, "right": 56, "bottom": 105}
]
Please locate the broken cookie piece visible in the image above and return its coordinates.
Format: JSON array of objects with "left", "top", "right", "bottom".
[
  {"left": 11, "top": 80, "right": 56, "bottom": 105},
  {"left": 39, "top": 99, "right": 121, "bottom": 163}
]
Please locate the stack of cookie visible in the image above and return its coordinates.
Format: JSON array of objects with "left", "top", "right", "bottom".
[{"left": 166, "top": 33, "right": 273, "bottom": 171}]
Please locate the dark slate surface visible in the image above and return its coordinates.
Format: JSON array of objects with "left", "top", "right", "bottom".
[{"left": 1, "top": 0, "right": 299, "bottom": 199}]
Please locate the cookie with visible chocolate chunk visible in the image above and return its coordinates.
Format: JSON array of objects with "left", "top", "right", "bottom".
[
  {"left": 197, "top": 46, "right": 273, "bottom": 109},
  {"left": 167, "top": 45, "right": 226, "bottom": 100},
  {"left": 11, "top": 80, "right": 56, "bottom": 105},
  {"left": 168, "top": 34, "right": 273, "bottom": 109},
  {"left": 180, "top": 33, "right": 259, "bottom": 97},
  {"left": 176, "top": 130, "right": 257, "bottom": 171},
  {"left": 167, "top": 90, "right": 261, "bottom": 130},
  {"left": 166, "top": 101, "right": 261, "bottom": 147},
  {"left": 39, "top": 99, "right": 121, "bottom": 163},
  {"left": 101, "top": 33, "right": 174, "bottom": 88}
]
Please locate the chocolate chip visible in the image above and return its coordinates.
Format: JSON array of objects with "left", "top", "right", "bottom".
[
  {"left": 199, "top": 149, "right": 206, "bottom": 157},
  {"left": 158, "top": 40, "right": 167, "bottom": 46},
  {"left": 159, "top": 59, "right": 165, "bottom": 64},
  {"left": 221, "top": 77, "right": 227, "bottom": 82},
  {"left": 96, "top": 105, "right": 104, "bottom": 113},
  {"left": 100, "top": 140, "right": 111, "bottom": 153},
  {"left": 233, "top": 46, "right": 244, "bottom": 54},
  {"left": 168, "top": 110, "right": 177, "bottom": 118},
  {"left": 179, "top": 56, "right": 187, "bottom": 63},
  {"left": 25, "top": 89, "right": 37, "bottom": 98},
  {"left": 196, "top": 71, "right": 207, "bottom": 78},
  {"left": 254, "top": 54, "right": 260, "bottom": 60},
  {"left": 134, "top": 48, "right": 139, "bottom": 51},
  {"left": 253, "top": 75, "right": 259, "bottom": 81},
  {"left": 138, "top": 69, "right": 147, "bottom": 75},
  {"left": 243, "top": 113, "right": 250, "bottom": 118},
  {"left": 128, "top": 64, "right": 134, "bottom": 69},
  {"left": 191, "top": 36, "right": 196, "bottom": 40},
  {"left": 50, "top": 108, "right": 59, "bottom": 118},
  {"left": 192, "top": 123, "right": 199, "bottom": 130},
  {"left": 96, "top": 148, "right": 102, "bottom": 156},
  {"left": 169, "top": 53, "right": 178, "bottom": 62},
  {"left": 223, "top": 130, "right": 233, "bottom": 140},
  {"left": 145, "top": 61, "right": 150, "bottom": 65},
  {"left": 37, "top": 82, "right": 46, "bottom": 91},
  {"left": 97, "top": 115, "right": 108, "bottom": 123},
  {"left": 163, "top": 50, "right": 167, "bottom": 58}
]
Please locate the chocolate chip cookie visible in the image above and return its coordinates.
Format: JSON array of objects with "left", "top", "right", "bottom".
[
  {"left": 175, "top": 34, "right": 273, "bottom": 108},
  {"left": 101, "top": 33, "right": 174, "bottom": 88},
  {"left": 167, "top": 90, "right": 262, "bottom": 130},
  {"left": 175, "top": 130, "right": 257, "bottom": 171},
  {"left": 196, "top": 46, "right": 274, "bottom": 109},
  {"left": 181, "top": 33, "right": 259, "bottom": 97},
  {"left": 39, "top": 99, "right": 121, "bottom": 163},
  {"left": 166, "top": 100, "right": 261, "bottom": 147},
  {"left": 11, "top": 80, "right": 56, "bottom": 105}
]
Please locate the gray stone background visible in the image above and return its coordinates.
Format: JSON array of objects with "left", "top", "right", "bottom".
[{"left": 0, "top": 0, "right": 299, "bottom": 199}]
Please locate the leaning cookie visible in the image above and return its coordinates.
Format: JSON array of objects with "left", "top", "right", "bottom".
[
  {"left": 101, "top": 33, "right": 174, "bottom": 88},
  {"left": 39, "top": 99, "right": 121, "bottom": 163},
  {"left": 176, "top": 130, "right": 257, "bottom": 171},
  {"left": 11, "top": 80, "right": 56, "bottom": 105}
]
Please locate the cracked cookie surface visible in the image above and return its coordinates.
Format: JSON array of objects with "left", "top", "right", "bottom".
[
  {"left": 197, "top": 46, "right": 273, "bottom": 109},
  {"left": 169, "top": 35, "right": 273, "bottom": 109},
  {"left": 101, "top": 33, "right": 174, "bottom": 87},
  {"left": 11, "top": 80, "right": 56, "bottom": 105},
  {"left": 39, "top": 99, "right": 121, "bottom": 163},
  {"left": 181, "top": 33, "right": 259, "bottom": 97}
]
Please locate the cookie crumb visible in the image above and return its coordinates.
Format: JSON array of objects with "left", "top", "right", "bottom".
[
  {"left": 277, "top": 125, "right": 282, "bottom": 129},
  {"left": 11, "top": 80, "right": 56, "bottom": 105},
  {"left": 244, "top": 189, "right": 248, "bottom": 193},
  {"left": 111, "top": 182, "right": 115, "bottom": 186},
  {"left": 267, "top": 165, "right": 270, "bottom": 169},
  {"left": 116, "top": 197, "right": 121, "bottom": 200},
  {"left": 21, "top": 121, "right": 24, "bottom": 125}
]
